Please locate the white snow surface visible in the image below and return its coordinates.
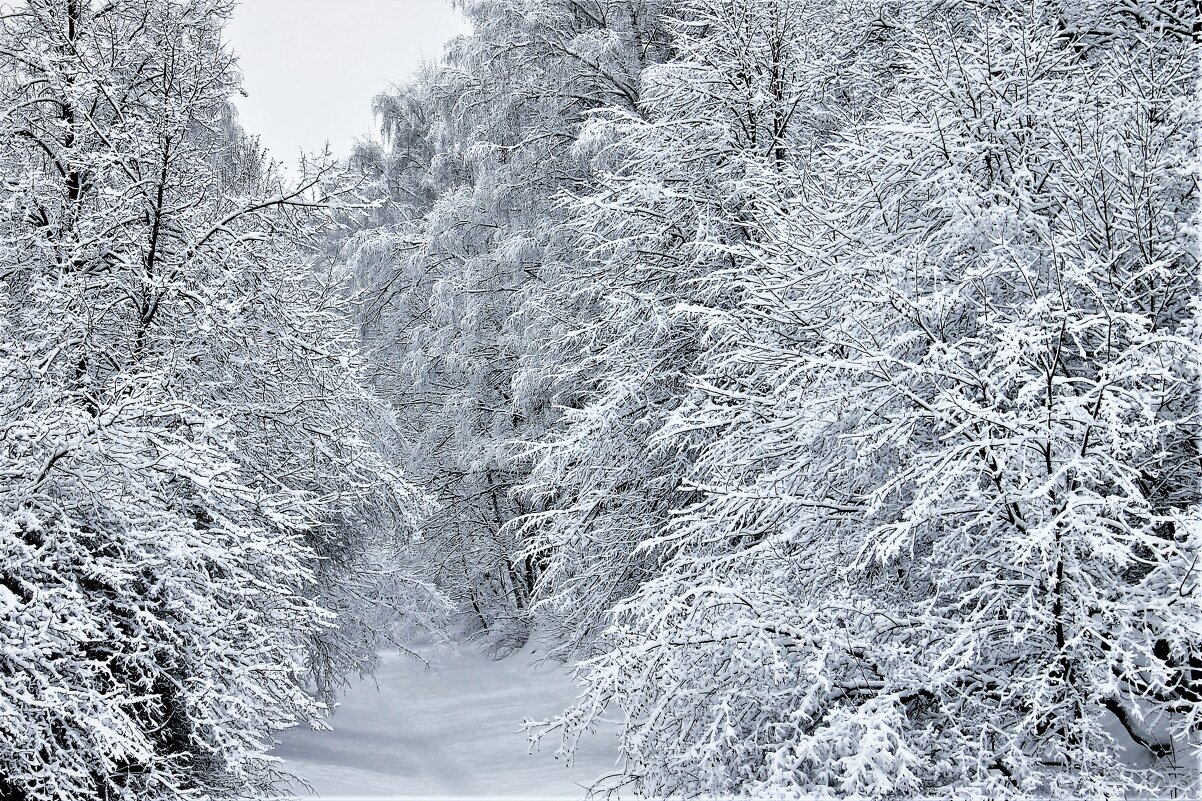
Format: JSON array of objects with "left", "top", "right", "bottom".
[{"left": 272, "top": 640, "right": 621, "bottom": 800}]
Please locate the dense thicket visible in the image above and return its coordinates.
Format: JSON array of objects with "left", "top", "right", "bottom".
[
  {"left": 343, "top": 0, "right": 674, "bottom": 647},
  {"left": 0, "top": 1, "right": 430, "bottom": 798},
  {"left": 354, "top": 0, "right": 1200, "bottom": 796}
]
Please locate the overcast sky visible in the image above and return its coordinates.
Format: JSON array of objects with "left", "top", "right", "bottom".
[{"left": 225, "top": 0, "right": 469, "bottom": 168}]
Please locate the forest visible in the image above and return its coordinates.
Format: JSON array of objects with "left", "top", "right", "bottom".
[{"left": 0, "top": 0, "right": 1198, "bottom": 798}]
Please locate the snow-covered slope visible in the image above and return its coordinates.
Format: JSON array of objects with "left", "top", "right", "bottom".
[{"left": 272, "top": 641, "right": 620, "bottom": 799}]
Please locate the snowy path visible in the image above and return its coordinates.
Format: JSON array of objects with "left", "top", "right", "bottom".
[{"left": 272, "top": 642, "right": 620, "bottom": 799}]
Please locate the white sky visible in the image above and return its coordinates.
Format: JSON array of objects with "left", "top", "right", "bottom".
[{"left": 225, "top": 0, "right": 469, "bottom": 168}]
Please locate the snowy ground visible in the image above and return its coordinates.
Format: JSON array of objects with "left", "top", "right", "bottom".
[{"left": 271, "top": 641, "right": 621, "bottom": 800}]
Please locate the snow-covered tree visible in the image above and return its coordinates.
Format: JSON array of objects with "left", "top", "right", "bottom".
[
  {"left": 514, "top": 0, "right": 891, "bottom": 659},
  {"left": 530, "top": 0, "right": 1201, "bottom": 796},
  {"left": 343, "top": 0, "right": 673, "bottom": 646},
  {"left": 0, "top": 1, "right": 428, "bottom": 797}
]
